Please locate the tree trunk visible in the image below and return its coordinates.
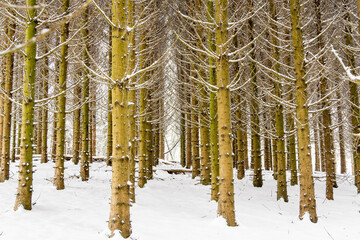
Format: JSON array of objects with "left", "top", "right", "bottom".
[
  {"left": 337, "top": 92, "right": 346, "bottom": 174},
  {"left": 41, "top": 47, "right": 49, "bottom": 164},
  {"left": 54, "top": 0, "right": 70, "bottom": 190},
  {"left": 314, "top": 121, "right": 321, "bottom": 172},
  {"left": 138, "top": 28, "right": 148, "bottom": 188},
  {"left": 215, "top": 0, "right": 236, "bottom": 226},
  {"left": 128, "top": 0, "right": 136, "bottom": 203},
  {"left": 108, "top": 0, "right": 131, "bottom": 236},
  {"left": 11, "top": 111, "right": 16, "bottom": 163},
  {"left": 51, "top": 117, "right": 57, "bottom": 162},
  {"left": 191, "top": 77, "right": 200, "bottom": 179},
  {"left": 186, "top": 104, "right": 192, "bottom": 169},
  {"left": 347, "top": 0, "right": 360, "bottom": 193},
  {"left": 207, "top": 0, "right": 219, "bottom": 201},
  {"left": 0, "top": 22, "right": 15, "bottom": 182},
  {"left": 106, "top": 23, "right": 113, "bottom": 166},
  {"left": 81, "top": 6, "right": 90, "bottom": 182},
  {"left": 14, "top": 0, "right": 37, "bottom": 210},
  {"left": 289, "top": 0, "right": 318, "bottom": 222},
  {"left": 269, "top": 0, "right": 287, "bottom": 201},
  {"left": 72, "top": 85, "right": 81, "bottom": 165},
  {"left": 248, "top": 0, "right": 262, "bottom": 187},
  {"left": 315, "top": 0, "right": 336, "bottom": 199}
]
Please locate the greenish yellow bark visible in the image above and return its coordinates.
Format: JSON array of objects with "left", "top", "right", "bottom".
[
  {"left": 348, "top": 0, "right": 360, "bottom": 193},
  {"left": 54, "top": 0, "right": 70, "bottom": 190},
  {"left": 108, "top": 0, "right": 131, "bottom": 237},
  {"left": 138, "top": 28, "right": 148, "bottom": 188}
]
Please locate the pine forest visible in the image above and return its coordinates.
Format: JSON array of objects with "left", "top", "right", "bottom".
[{"left": 1, "top": 0, "right": 360, "bottom": 239}]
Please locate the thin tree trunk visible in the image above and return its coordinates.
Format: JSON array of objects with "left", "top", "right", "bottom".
[
  {"left": 89, "top": 105, "right": 93, "bottom": 164},
  {"left": 191, "top": 76, "right": 200, "bottom": 179},
  {"left": 337, "top": 92, "right": 346, "bottom": 174},
  {"left": 51, "top": 118, "right": 57, "bottom": 161},
  {"left": 11, "top": 111, "right": 16, "bottom": 163},
  {"left": 315, "top": 0, "right": 336, "bottom": 199},
  {"left": 180, "top": 112, "right": 186, "bottom": 167},
  {"left": 248, "top": 0, "right": 262, "bottom": 187},
  {"left": 106, "top": 23, "right": 113, "bottom": 166},
  {"left": 319, "top": 123, "right": 326, "bottom": 172},
  {"left": 264, "top": 137, "right": 271, "bottom": 170},
  {"left": 186, "top": 105, "right": 192, "bottom": 169},
  {"left": 272, "top": 137, "right": 277, "bottom": 179},
  {"left": 138, "top": 27, "right": 148, "bottom": 188},
  {"left": 72, "top": 85, "right": 81, "bottom": 165},
  {"left": 236, "top": 109, "right": 245, "bottom": 179},
  {"left": 207, "top": 0, "right": 219, "bottom": 201},
  {"left": 314, "top": 121, "right": 321, "bottom": 172},
  {"left": 54, "top": 0, "right": 70, "bottom": 190},
  {"left": 41, "top": 46, "right": 49, "bottom": 164},
  {"left": 81, "top": 6, "right": 90, "bottom": 182},
  {"left": 91, "top": 101, "right": 96, "bottom": 158},
  {"left": 128, "top": 0, "right": 136, "bottom": 203},
  {"left": 270, "top": 0, "right": 287, "bottom": 201},
  {"left": 0, "top": 22, "right": 15, "bottom": 182}
]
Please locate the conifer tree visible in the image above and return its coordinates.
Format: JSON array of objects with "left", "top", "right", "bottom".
[
  {"left": 14, "top": 0, "right": 37, "bottom": 211},
  {"left": 108, "top": 0, "right": 131, "bottom": 237},
  {"left": 215, "top": 0, "right": 236, "bottom": 227},
  {"left": 289, "top": 0, "right": 318, "bottom": 222},
  {"left": 54, "top": 0, "right": 70, "bottom": 190}
]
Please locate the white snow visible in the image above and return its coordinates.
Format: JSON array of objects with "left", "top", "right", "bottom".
[{"left": 0, "top": 159, "right": 359, "bottom": 240}]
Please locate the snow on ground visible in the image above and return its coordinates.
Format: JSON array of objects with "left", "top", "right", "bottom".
[{"left": 0, "top": 159, "right": 360, "bottom": 240}]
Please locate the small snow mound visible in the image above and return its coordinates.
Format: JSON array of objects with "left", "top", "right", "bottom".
[
  {"left": 98, "top": 228, "right": 112, "bottom": 239},
  {"left": 99, "top": 229, "right": 127, "bottom": 239},
  {"left": 211, "top": 215, "right": 228, "bottom": 226},
  {"left": 296, "top": 212, "right": 319, "bottom": 225}
]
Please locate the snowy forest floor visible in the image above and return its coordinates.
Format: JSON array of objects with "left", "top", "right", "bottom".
[{"left": 1, "top": 158, "right": 360, "bottom": 240}]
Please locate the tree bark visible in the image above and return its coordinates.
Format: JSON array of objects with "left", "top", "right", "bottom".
[
  {"left": 138, "top": 26, "right": 149, "bottom": 188},
  {"left": 128, "top": 0, "right": 136, "bottom": 203},
  {"left": 72, "top": 85, "right": 81, "bottom": 165},
  {"left": 14, "top": 0, "right": 37, "bottom": 210},
  {"left": 0, "top": 22, "right": 15, "bottom": 182},
  {"left": 108, "top": 0, "right": 131, "bottom": 237},
  {"left": 289, "top": 0, "right": 318, "bottom": 222},
  {"left": 81, "top": 6, "right": 90, "bottom": 182},
  {"left": 215, "top": 0, "right": 236, "bottom": 226},
  {"left": 54, "top": 0, "right": 70, "bottom": 190},
  {"left": 247, "top": 0, "right": 262, "bottom": 187},
  {"left": 41, "top": 46, "right": 49, "bottom": 164},
  {"left": 207, "top": 0, "right": 219, "bottom": 200}
]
